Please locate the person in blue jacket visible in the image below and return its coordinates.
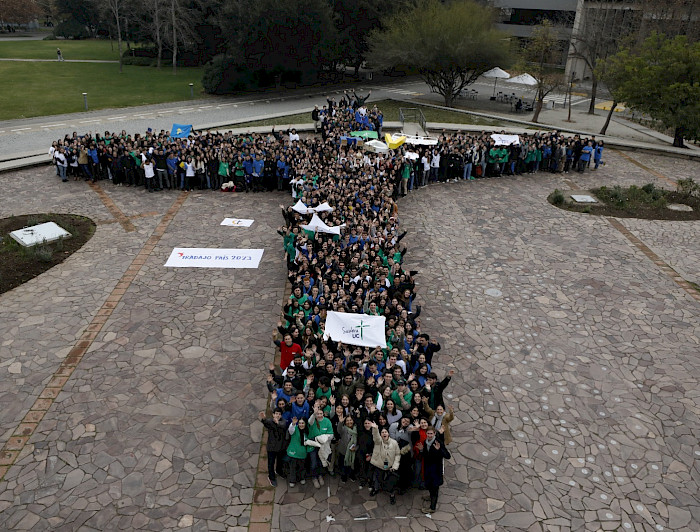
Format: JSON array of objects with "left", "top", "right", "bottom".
[
  {"left": 594, "top": 141, "right": 604, "bottom": 170},
  {"left": 276, "top": 156, "right": 288, "bottom": 191}
]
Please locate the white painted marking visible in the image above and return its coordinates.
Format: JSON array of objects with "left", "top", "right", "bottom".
[
  {"left": 179, "top": 108, "right": 194, "bottom": 112},
  {"left": 107, "top": 116, "right": 127, "bottom": 120},
  {"left": 198, "top": 105, "right": 212, "bottom": 109},
  {"left": 11, "top": 127, "right": 31, "bottom": 132},
  {"left": 43, "top": 123, "right": 66, "bottom": 127},
  {"left": 79, "top": 119, "right": 101, "bottom": 124}
]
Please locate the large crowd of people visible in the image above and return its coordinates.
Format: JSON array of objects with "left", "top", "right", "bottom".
[{"left": 48, "top": 95, "right": 606, "bottom": 513}]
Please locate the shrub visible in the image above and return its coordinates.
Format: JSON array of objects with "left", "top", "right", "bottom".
[
  {"left": 54, "top": 19, "right": 91, "bottom": 40},
  {"left": 549, "top": 189, "right": 565, "bottom": 206},
  {"left": 202, "top": 55, "right": 258, "bottom": 94},
  {"left": 35, "top": 245, "right": 54, "bottom": 263},
  {"left": 122, "top": 56, "right": 156, "bottom": 67},
  {"left": 641, "top": 183, "right": 655, "bottom": 194},
  {"left": 677, "top": 178, "right": 700, "bottom": 198}
]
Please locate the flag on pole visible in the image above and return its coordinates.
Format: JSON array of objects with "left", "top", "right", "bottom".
[{"left": 323, "top": 311, "right": 386, "bottom": 348}]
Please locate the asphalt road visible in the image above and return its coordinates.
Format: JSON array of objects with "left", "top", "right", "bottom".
[{"left": 0, "top": 78, "right": 590, "bottom": 159}]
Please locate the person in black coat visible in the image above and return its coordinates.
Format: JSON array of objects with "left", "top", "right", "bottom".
[
  {"left": 259, "top": 409, "right": 288, "bottom": 487},
  {"left": 419, "top": 426, "right": 451, "bottom": 513}
]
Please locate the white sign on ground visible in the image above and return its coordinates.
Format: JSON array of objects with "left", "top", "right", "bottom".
[
  {"left": 570, "top": 195, "right": 598, "bottom": 203},
  {"left": 220, "top": 218, "right": 254, "bottom": 227},
  {"left": 164, "top": 248, "right": 264, "bottom": 268},
  {"left": 323, "top": 311, "right": 386, "bottom": 348},
  {"left": 10, "top": 222, "right": 71, "bottom": 247}
]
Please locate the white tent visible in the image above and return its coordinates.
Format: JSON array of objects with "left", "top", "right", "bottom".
[
  {"left": 483, "top": 67, "right": 510, "bottom": 96},
  {"left": 505, "top": 73, "right": 538, "bottom": 87},
  {"left": 300, "top": 213, "right": 344, "bottom": 235}
]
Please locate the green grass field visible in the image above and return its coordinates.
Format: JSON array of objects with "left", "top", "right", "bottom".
[
  {"left": 0, "top": 62, "right": 206, "bottom": 119},
  {"left": 0, "top": 39, "right": 121, "bottom": 61},
  {"left": 231, "top": 99, "right": 504, "bottom": 128}
]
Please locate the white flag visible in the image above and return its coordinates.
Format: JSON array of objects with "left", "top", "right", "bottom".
[{"left": 323, "top": 311, "right": 386, "bottom": 348}]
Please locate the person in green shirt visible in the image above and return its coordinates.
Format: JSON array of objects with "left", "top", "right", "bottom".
[
  {"left": 287, "top": 417, "right": 310, "bottom": 487},
  {"left": 307, "top": 409, "right": 334, "bottom": 487},
  {"left": 390, "top": 379, "right": 413, "bottom": 411}
]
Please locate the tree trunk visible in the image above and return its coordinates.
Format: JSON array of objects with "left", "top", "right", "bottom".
[
  {"left": 443, "top": 93, "right": 453, "bottom": 108},
  {"left": 673, "top": 126, "right": 686, "bottom": 148},
  {"left": 115, "top": 4, "right": 123, "bottom": 74},
  {"left": 588, "top": 78, "right": 598, "bottom": 115},
  {"left": 154, "top": 0, "right": 162, "bottom": 69},
  {"left": 599, "top": 101, "right": 617, "bottom": 135},
  {"left": 532, "top": 99, "right": 543, "bottom": 123},
  {"left": 171, "top": 0, "right": 177, "bottom": 75}
]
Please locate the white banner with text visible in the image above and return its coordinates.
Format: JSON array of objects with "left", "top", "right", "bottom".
[
  {"left": 323, "top": 311, "right": 386, "bottom": 348},
  {"left": 164, "top": 248, "right": 264, "bottom": 268}
]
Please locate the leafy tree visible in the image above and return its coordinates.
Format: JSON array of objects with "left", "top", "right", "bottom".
[
  {"left": 521, "top": 20, "right": 565, "bottom": 124},
  {"left": 600, "top": 33, "right": 700, "bottom": 148},
  {"left": 221, "top": 0, "right": 336, "bottom": 83},
  {"left": 368, "top": 0, "right": 510, "bottom": 107}
]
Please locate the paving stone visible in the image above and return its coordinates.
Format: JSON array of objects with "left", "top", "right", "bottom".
[{"left": 1, "top": 151, "right": 699, "bottom": 532}]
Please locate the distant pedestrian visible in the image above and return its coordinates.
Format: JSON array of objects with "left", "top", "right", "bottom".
[{"left": 56, "top": 48, "right": 64, "bottom": 61}]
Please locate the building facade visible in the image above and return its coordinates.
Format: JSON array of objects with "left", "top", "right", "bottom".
[{"left": 491, "top": 0, "right": 699, "bottom": 80}]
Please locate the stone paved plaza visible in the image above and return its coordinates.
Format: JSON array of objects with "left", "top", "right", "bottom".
[{"left": 1, "top": 149, "right": 699, "bottom": 531}]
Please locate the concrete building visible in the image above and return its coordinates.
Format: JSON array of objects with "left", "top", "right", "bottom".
[
  {"left": 491, "top": 0, "right": 699, "bottom": 79},
  {"left": 491, "top": 0, "right": 579, "bottom": 67}
]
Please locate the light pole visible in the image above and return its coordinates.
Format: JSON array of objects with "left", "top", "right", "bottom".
[
  {"left": 189, "top": 83, "right": 194, "bottom": 99},
  {"left": 82, "top": 92, "right": 88, "bottom": 112}
]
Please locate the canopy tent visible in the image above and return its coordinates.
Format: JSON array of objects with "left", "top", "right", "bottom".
[
  {"left": 292, "top": 200, "right": 334, "bottom": 214},
  {"left": 364, "top": 140, "right": 389, "bottom": 153},
  {"left": 505, "top": 73, "right": 538, "bottom": 87},
  {"left": 482, "top": 67, "right": 510, "bottom": 96},
  {"left": 351, "top": 130, "right": 379, "bottom": 140},
  {"left": 300, "top": 213, "right": 344, "bottom": 235}
]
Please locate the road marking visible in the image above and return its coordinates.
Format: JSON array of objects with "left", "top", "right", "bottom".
[
  {"left": 179, "top": 108, "right": 194, "bottom": 112},
  {"left": 79, "top": 119, "right": 102, "bottom": 124},
  {"left": 198, "top": 105, "right": 212, "bottom": 109},
  {"left": 43, "top": 123, "right": 67, "bottom": 127},
  {"left": 107, "top": 116, "right": 127, "bottom": 120},
  {"left": 10, "top": 127, "right": 32, "bottom": 132}
]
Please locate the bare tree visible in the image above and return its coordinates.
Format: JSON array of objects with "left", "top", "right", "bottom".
[
  {"left": 568, "top": 2, "right": 641, "bottom": 114},
  {"left": 523, "top": 20, "right": 565, "bottom": 123},
  {"left": 105, "top": 0, "right": 124, "bottom": 73},
  {"left": 171, "top": 0, "right": 177, "bottom": 74},
  {"left": 147, "top": 0, "right": 166, "bottom": 68}
]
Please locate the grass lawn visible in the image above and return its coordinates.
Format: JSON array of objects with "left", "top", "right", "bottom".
[
  {"left": 230, "top": 99, "right": 504, "bottom": 128},
  {"left": 0, "top": 62, "right": 206, "bottom": 119},
  {"left": 0, "top": 39, "right": 121, "bottom": 61}
]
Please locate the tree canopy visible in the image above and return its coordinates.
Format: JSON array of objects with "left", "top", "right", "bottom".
[
  {"left": 368, "top": 0, "right": 510, "bottom": 107},
  {"left": 600, "top": 33, "right": 700, "bottom": 147}
]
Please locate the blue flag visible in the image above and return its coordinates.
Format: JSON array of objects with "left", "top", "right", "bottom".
[{"left": 171, "top": 124, "right": 193, "bottom": 138}]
